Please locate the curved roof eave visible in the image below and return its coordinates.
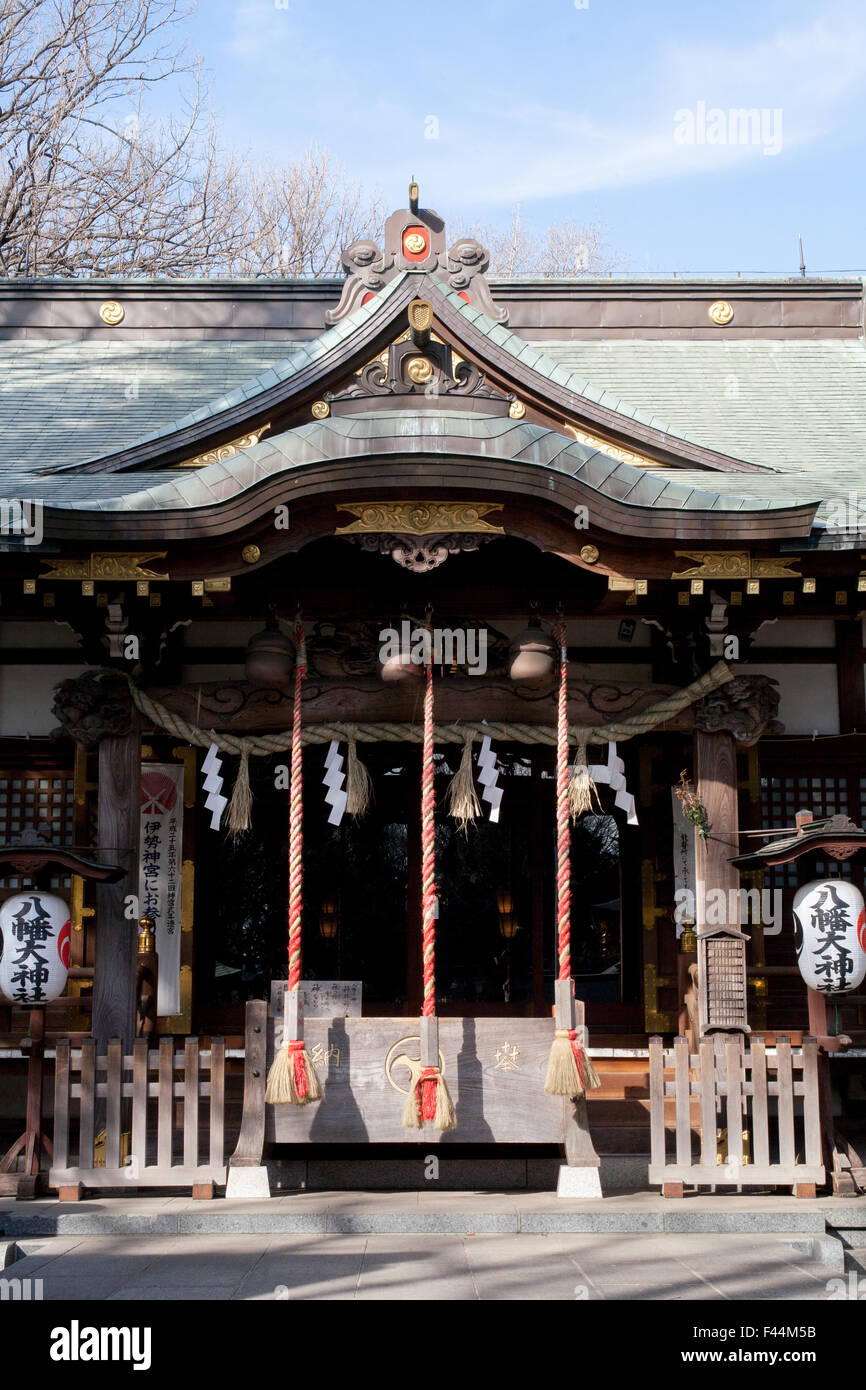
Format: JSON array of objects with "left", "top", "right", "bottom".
[{"left": 39, "top": 412, "right": 818, "bottom": 545}]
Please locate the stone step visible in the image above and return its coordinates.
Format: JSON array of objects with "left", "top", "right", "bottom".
[{"left": 0, "top": 1194, "right": 847, "bottom": 1242}]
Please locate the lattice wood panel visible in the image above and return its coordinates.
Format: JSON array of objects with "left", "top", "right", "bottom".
[
  {"left": 760, "top": 772, "right": 854, "bottom": 888},
  {"left": 0, "top": 767, "right": 76, "bottom": 897}
]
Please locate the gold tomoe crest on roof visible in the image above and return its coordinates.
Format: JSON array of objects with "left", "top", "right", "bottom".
[{"left": 406, "top": 357, "right": 434, "bottom": 384}]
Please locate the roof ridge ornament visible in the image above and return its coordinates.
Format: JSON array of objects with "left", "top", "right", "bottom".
[{"left": 324, "top": 181, "right": 508, "bottom": 327}]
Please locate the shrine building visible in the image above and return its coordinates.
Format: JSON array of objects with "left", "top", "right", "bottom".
[{"left": 0, "top": 186, "right": 864, "bottom": 1199}]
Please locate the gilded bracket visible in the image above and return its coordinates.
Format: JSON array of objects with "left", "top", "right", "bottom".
[{"left": 672, "top": 550, "right": 802, "bottom": 581}]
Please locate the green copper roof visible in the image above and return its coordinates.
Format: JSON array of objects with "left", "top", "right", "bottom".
[
  {"left": 0, "top": 270, "right": 862, "bottom": 536},
  {"left": 538, "top": 339, "right": 866, "bottom": 473},
  {"left": 51, "top": 412, "right": 805, "bottom": 517}
]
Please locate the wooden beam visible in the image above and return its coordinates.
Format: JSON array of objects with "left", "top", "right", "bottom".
[
  {"left": 92, "top": 719, "right": 140, "bottom": 1051},
  {"left": 145, "top": 675, "right": 698, "bottom": 737}
]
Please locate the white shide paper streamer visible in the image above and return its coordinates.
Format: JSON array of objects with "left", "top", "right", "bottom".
[
  {"left": 588, "top": 741, "right": 638, "bottom": 825},
  {"left": 477, "top": 734, "right": 503, "bottom": 824},
  {"left": 201, "top": 743, "right": 228, "bottom": 831},
  {"left": 323, "top": 739, "right": 348, "bottom": 826}
]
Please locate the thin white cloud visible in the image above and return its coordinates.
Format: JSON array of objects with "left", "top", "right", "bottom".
[
  {"left": 212, "top": 2, "right": 866, "bottom": 206},
  {"left": 416, "top": 11, "right": 866, "bottom": 203}
]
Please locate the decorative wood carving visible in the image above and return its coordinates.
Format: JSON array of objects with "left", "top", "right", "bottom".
[
  {"left": 324, "top": 187, "right": 507, "bottom": 325},
  {"left": 40, "top": 552, "right": 168, "bottom": 581},
  {"left": 694, "top": 673, "right": 783, "bottom": 745},
  {"left": 143, "top": 675, "right": 699, "bottom": 735},
  {"left": 348, "top": 532, "right": 496, "bottom": 571},
  {"left": 325, "top": 334, "right": 511, "bottom": 412},
  {"left": 51, "top": 669, "right": 133, "bottom": 747},
  {"left": 177, "top": 425, "right": 271, "bottom": 468},
  {"left": 563, "top": 424, "right": 660, "bottom": 470},
  {"left": 335, "top": 501, "right": 505, "bottom": 537},
  {"left": 673, "top": 551, "right": 802, "bottom": 581}
]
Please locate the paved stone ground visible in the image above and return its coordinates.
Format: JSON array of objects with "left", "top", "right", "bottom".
[{"left": 3, "top": 1231, "right": 856, "bottom": 1301}]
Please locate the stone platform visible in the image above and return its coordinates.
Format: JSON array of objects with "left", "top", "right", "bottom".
[{"left": 1, "top": 1192, "right": 863, "bottom": 1256}]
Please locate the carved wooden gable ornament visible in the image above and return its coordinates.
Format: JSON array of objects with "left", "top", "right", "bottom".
[{"left": 325, "top": 181, "right": 508, "bottom": 327}]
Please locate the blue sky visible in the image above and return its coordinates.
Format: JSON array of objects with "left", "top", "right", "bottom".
[{"left": 179, "top": 0, "right": 866, "bottom": 274}]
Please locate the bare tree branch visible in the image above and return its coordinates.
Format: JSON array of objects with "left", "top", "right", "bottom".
[
  {"left": 452, "top": 203, "right": 619, "bottom": 278},
  {"left": 0, "top": 5, "right": 613, "bottom": 282}
]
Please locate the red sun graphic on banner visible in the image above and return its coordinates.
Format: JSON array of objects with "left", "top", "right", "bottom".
[
  {"left": 141, "top": 771, "right": 179, "bottom": 816},
  {"left": 859, "top": 908, "right": 866, "bottom": 955},
  {"left": 57, "top": 919, "right": 71, "bottom": 969}
]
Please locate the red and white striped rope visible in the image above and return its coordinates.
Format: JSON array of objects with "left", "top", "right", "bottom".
[
  {"left": 555, "top": 623, "right": 571, "bottom": 982},
  {"left": 421, "top": 652, "right": 436, "bottom": 1017},
  {"left": 288, "top": 621, "right": 307, "bottom": 996}
]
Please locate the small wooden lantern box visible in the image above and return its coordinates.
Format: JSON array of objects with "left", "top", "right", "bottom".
[{"left": 697, "top": 924, "right": 751, "bottom": 1036}]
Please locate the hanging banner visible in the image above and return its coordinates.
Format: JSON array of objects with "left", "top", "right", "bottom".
[
  {"left": 671, "top": 787, "right": 697, "bottom": 940},
  {"left": 139, "top": 763, "right": 184, "bottom": 1015}
]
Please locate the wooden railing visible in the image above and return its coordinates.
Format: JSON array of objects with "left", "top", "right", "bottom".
[
  {"left": 648, "top": 1034, "right": 824, "bottom": 1196},
  {"left": 50, "top": 1036, "right": 226, "bottom": 1198}
]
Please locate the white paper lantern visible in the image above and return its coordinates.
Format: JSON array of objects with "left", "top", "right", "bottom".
[
  {"left": 792, "top": 879, "right": 866, "bottom": 995},
  {"left": 0, "top": 891, "right": 71, "bottom": 1005}
]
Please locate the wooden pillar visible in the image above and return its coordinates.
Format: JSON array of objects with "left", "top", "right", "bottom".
[
  {"left": 92, "top": 719, "right": 140, "bottom": 1052},
  {"left": 530, "top": 749, "right": 546, "bottom": 1015},
  {"left": 835, "top": 619, "right": 866, "bottom": 733},
  {"left": 695, "top": 730, "right": 740, "bottom": 936}
]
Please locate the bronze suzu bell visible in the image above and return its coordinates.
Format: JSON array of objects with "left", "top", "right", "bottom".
[
  {"left": 245, "top": 617, "right": 294, "bottom": 685},
  {"left": 508, "top": 617, "right": 558, "bottom": 682}
]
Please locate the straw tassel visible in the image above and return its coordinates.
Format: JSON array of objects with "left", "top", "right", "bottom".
[
  {"left": 265, "top": 1039, "right": 323, "bottom": 1105},
  {"left": 227, "top": 746, "right": 253, "bottom": 837},
  {"left": 444, "top": 733, "right": 480, "bottom": 833},
  {"left": 568, "top": 743, "right": 601, "bottom": 821},
  {"left": 402, "top": 1066, "right": 457, "bottom": 1131},
  {"left": 346, "top": 735, "right": 373, "bottom": 818},
  {"left": 544, "top": 1029, "right": 600, "bottom": 1098}
]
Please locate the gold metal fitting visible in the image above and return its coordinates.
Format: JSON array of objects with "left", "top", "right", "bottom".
[
  {"left": 408, "top": 298, "right": 433, "bottom": 347},
  {"left": 406, "top": 357, "right": 433, "bottom": 384},
  {"left": 138, "top": 915, "right": 156, "bottom": 954}
]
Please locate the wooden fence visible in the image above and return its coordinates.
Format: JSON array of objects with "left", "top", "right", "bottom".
[
  {"left": 648, "top": 1034, "right": 824, "bottom": 1195},
  {"left": 50, "top": 1037, "right": 226, "bottom": 1197}
]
